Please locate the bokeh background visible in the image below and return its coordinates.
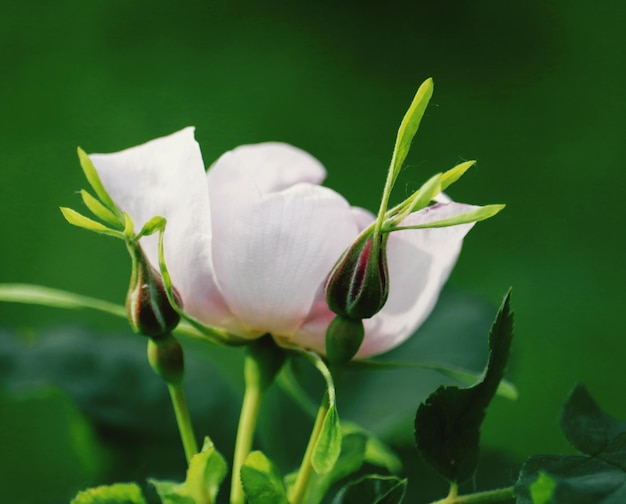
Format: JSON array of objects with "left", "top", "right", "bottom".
[{"left": 1, "top": 1, "right": 625, "bottom": 502}]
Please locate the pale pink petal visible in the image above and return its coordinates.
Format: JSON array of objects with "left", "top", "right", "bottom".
[
  {"left": 357, "top": 202, "right": 480, "bottom": 357},
  {"left": 211, "top": 142, "right": 327, "bottom": 195},
  {"left": 89, "top": 128, "right": 232, "bottom": 327},
  {"left": 209, "top": 177, "right": 359, "bottom": 338}
]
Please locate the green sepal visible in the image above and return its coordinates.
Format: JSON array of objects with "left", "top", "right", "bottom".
[
  {"left": 387, "top": 204, "right": 505, "bottom": 232},
  {"left": 150, "top": 436, "right": 228, "bottom": 504},
  {"left": 332, "top": 475, "right": 407, "bottom": 504},
  {"left": 389, "top": 78, "right": 434, "bottom": 188},
  {"left": 394, "top": 173, "right": 442, "bottom": 222},
  {"left": 60, "top": 207, "right": 125, "bottom": 239},
  {"left": 71, "top": 482, "right": 147, "bottom": 504},
  {"left": 240, "top": 451, "right": 290, "bottom": 504},
  {"left": 440, "top": 160, "right": 476, "bottom": 191},
  {"left": 77, "top": 147, "right": 121, "bottom": 216},
  {"left": 133, "top": 215, "right": 167, "bottom": 241},
  {"left": 80, "top": 189, "right": 124, "bottom": 228},
  {"left": 414, "top": 289, "right": 514, "bottom": 484}
]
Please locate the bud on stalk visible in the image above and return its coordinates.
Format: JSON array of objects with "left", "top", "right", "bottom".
[
  {"left": 325, "top": 230, "right": 389, "bottom": 321},
  {"left": 126, "top": 245, "right": 181, "bottom": 339}
]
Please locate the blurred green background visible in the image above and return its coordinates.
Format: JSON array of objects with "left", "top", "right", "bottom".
[{"left": 1, "top": 0, "right": 625, "bottom": 502}]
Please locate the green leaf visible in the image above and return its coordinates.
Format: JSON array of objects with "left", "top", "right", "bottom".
[
  {"left": 313, "top": 403, "right": 343, "bottom": 474},
  {"left": 71, "top": 483, "right": 147, "bottom": 504},
  {"left": 80, "top": 189, "right": 124, "bottom": 228},
  {"left": 389, "top": 204, "right": 505, "bottom": 232},
  {"left": 150, "top": 436, "right": 228, "bottom": 504},
  {"left": 516, "top": 384, "right": 626, "bottom": 503},
  {"left": 529, "top": 472, "right": 556, "bottom": 504},
  {"left": 294, "top": 350, "right": 342, "bottom": 474},
  {"left": 389, "top": 78, "right": 434, "bottom": 187},
  {"left": 60, "top": 207, "right": 125, "bottom": 238},
  {"left": 414, "top": 289, "right": 514, "bottom": 483},
  {"left": 440, "top": 160, "right": 476, "bottom": 191},
  {"left": 240, "top": 451, "right": 290, "bottom": 504},
  {"left": 332, "top": 475, "right": 407, "bottom": 504},
  {"left": 77, "top": 146, "right": 121, "bottom": 216},
  {"left": 304, "top": 432, "right": 368, "bottom": 504}
]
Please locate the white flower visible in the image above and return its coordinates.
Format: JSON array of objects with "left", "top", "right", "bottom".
[{"left": 89, "top": 128, "right": 478, "bottom": 358}]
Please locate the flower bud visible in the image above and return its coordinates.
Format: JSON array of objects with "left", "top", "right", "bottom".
[
  {"left": 326, "top": 315, "right": 365, "bottom": 365},
  {"left": 147, "top": 333, "right": 184, "bottom": 385},
  {"left": 126, "top": 246, "right": 181, "bottom": 339},
  {"left": 325, "top": 231, "right": 389, "bottom": 320}
]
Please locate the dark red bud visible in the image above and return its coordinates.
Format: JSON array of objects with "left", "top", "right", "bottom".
[
  {"left": 326, "top": 231, "right": 389, "bottom": 320},
  {"left": 126, "top": 247, "right": 181, "bottom": 339}
]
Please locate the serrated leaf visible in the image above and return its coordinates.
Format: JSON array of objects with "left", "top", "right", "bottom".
[
  {"left": 332, "top": 475, "right": 407, "bottom": 504},
  {"left": 389, "top": 78, "right": 434, "bottom": 186},
  {"left": 414, "top": 289, "right": 513, "bottom": 483},
  {"left": 80, "top": 189, "right": 124, "bottom": 228},
  {"left": 71, "top": 482, "right": 147, "bottom": 504},
  {"left": 440, "top": 160, "right": 476, "bottom": 191},
  {"left": 240, "top": 451, "right": 290, "bottom": 504},
  {"left": 529, "top": 472, "right": 556, "bottom": 504},
  {"left": 391, "top": 204, "right": 505, "bottom": 231},
  {"left": 516, "top": 385, "right": 626, "bottom": 504},
  {"left": 150, "top": 436, "right": 228, "bottom": 504},
  {"left": 77, "top": 147, "right": 120, "bottom": 216},
  {"left": 61, "top": 207, "right": 125, "bottom": 238}
]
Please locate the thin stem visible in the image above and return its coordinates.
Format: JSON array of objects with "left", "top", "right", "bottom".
[
  {"left": 290, "top": 393, "right": 330, "bottom": 504},
  {"left": 429, "top": 486, "right": 515, "bottom": 504},
  {"left": 230, "top": 337, "right": 284, "bottom": 504},
  {"left": 168, "top": 382, "right": 198, "bottom": 464}
]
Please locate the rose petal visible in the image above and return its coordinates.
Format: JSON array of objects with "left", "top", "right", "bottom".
[
  {"left": 357, "top": 202, "right": 480, "bottom": 357},
  {"left": 89, "top": 128, "right": 232, "bottom": 327},
  {"left": 207, "top": 145, "right": 359, "bottom": 337}
]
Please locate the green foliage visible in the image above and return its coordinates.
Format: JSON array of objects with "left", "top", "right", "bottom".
[
  {"left": 389, "top": 205, "right": 506, "bottom": 232},
  {"left": 0, "top": 388, "right": 104, "bottom": 503},
  {"left": 440, "top": 161, "right": 476, "bottom": 191},
  {"left": 71, "top": 483, "right": 147, "bottom": 504},
  {"left": 414, "top": 289, "right": 513, "bottom": 483},
  {"left": 240, "top": 451, "right": 290, "bottom": 504},
  {"left": 332, "top": 475, "right": 407, "bottom": 504},
  {"left": 76, "top": 147, "right": 122, "bottom": 218},
  {"left": 60, "top": 206, "right": 125, "bottom": 238},
  {"left": 150, "top": 437, "right": 228, "bottom": 504},
  {"left": 516, "top": 384, "right": 626, "bottom": 504}
]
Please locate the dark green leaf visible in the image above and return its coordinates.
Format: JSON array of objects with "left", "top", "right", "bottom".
[
  {"left": 414, "top": 289, "right": 513, "bottom": 483},
  {"left": 332, "top": 475, "right": 407, "bottom": 504},
  {"left": 240, "top": 451, "right": 290, "bottom": 504},
  {"left": 560, "top": 383, "right": 626, "bottom": 457},
  {"left": 71, "top": 483, "right": 147, "bottom": 504},
  {"left": 516, "top": 385, "right": 626, "bottom": 504}
]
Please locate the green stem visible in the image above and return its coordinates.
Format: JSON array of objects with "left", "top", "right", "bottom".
[
  {"left": 168, "top": 382, "right": 199, "bottom": 464},
  {"left": 290, "top": 393, "right": 330, "bottom": 504},
  {"left": 429, "top": 486, "right": 515, "bottom": 504},
  {"left": 230, "top": 337, "right": 285, "bottom": 504}
]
